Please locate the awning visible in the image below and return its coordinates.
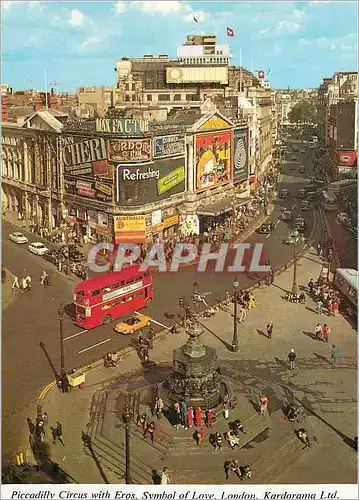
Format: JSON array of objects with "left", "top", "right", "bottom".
[{"left": 197, "top": 198, "right": 250, "bottom": 217}]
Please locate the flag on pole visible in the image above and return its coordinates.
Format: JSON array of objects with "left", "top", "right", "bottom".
[
  {"left": 227, "top": 27, "right": 235, "bottom": 37},
  {"left": 193, "top": 15, "right": 198, "bottom": 23}
]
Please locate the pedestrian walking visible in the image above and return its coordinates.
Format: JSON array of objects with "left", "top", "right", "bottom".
[
  {"left": 315, "top": 323, "right": 322, "bottom": 340},
  {"left": 206, "top": 408, "right": 214, "bottom": 427},
  {"left": 212, "top": 431, "right": 222, "bottom": 451},
  {"left": 308, "top": 278, "right": 314, "bottom": 294},
  {"left": 288, "top": 349, "right": 296, "bottom": 370},
  {"left": 238, "top": 306, "right": 247, "bottom": 322},
  {"left": 316, "top": 300, "right": 324, "bottom": 315},
  {"left": 12, "top": 275, "right": 20, "bottom": 289},
  {"left": 266, "top": 321, "right": 273, "bottom": 339},
  {"left": 195, "top": 407, "right": 202, "bottom": 427},
  {"left": 173, "top": 402, "right": 181, "bottom": 429},
  {"left": 225, "top": 459, "right": 241, "bottom": 480},
  {"left": 260, "top": 395, "right": 269, "bottom": 416},
  {"left": 322, "top": 324, "right": 330, "bottom": 343},
  {"left": 154, "top": 397, "right": 164, "bottom": 420},
  {"left": 330, "top": 344, "right": 340, "bottom": 368},
  {"left": 181, "top": 401, "right": 188, "bottom": 429},
  {"left": 52, "top": 422, "right": 65, "bottom": 446},
  {"left": 143, "top": 421, "right": 156, "bottom": 443},
  {"left": 160, "top": 467, "right": 170, "bottom": 484},
  {"left": 194, "top": 428, "right": 204, "bottom": 446},
  {"left": 187, "top": 406, "right": 194, "bottom": 428}
]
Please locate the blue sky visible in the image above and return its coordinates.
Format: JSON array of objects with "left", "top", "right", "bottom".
[{"left": 2, "top": 1, "right": 358, "bottom": 91}]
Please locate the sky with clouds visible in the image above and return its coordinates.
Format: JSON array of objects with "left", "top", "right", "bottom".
[{"left": 2, "top": 1, "right": 358, "bottom": 92}]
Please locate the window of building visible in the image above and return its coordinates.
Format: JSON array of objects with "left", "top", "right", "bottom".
[
  {"left": 158, "top": 94, "right": 170, "bottom": 101},
  {"left": 174, "top": 94, "right": 182, "bottom": 101},
  {"left": 125, "top": 95, "right": 130, "bottom": 102},
  {"left": 186, "top": 94, "right": 195, "bottom": 101},
  {"left": 147, "top": 94, "right": 152, "bottom": 101},
  {"left": 132, "top": 95, "right": 136, "bottom": 101}
]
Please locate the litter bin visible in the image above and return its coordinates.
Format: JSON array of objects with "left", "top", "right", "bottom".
[{"left": 67, "top": 371, "right": 86, "bottom": 388}]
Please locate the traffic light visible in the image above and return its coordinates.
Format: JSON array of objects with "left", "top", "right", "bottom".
[{"left": 179, "top": 297, "right": 185, "bottom": 308}]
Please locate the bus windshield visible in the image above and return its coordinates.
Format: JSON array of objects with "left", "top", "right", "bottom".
[{"left": 73, "top": 264, "right": 153, "bottom": 330}]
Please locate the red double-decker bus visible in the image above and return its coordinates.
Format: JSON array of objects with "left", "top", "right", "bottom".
[{"left": 73, "top": 264, "right": 153, "bottom": 330}]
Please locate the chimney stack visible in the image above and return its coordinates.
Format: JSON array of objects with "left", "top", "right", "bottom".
[
  {"left": 34, "top": 96, "right": 42, "bottom": 112},
  {"left": 49, "top": 95, "right": 58, "bottom": 110},
  {"left": 1, "top": 95, "right": 8, "bottom": 122}
]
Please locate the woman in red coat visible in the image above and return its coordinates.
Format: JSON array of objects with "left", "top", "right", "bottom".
[
  {"left": 188, "top": 406, "right": 194, "bottom": 427},
  {"left": 195, "top": 407, "right": 202, "bottom": 427},
  {"left": 206, "top": 409, "right": 213, "bottom": 427}
]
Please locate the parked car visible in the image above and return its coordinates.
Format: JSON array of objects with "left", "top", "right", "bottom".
[
  {"left": 300, "top": 201, "right": 312, "bottom": 211},
  {"left": 43, "top": 249, "right": 61, "bottom": 265},
  {"left": 293, "top": 217, "right": 306, "bottom": 232},
  {"left": 114, "top": 313, "right": 151, "bottom": 335},
  {"left": 281, "top": 210, "right": 293, "bottom": 221},
  {"left": 257, "top": 221, "right": 275, "bottom": 234},
  {"left": 307, "top": 191, "right": 317, "bottom": 201},
  {"left": 279, "top": 188, "right": 289, "bottom": 198},
  {"left": 290, "top": 154, "right": 298, "bottom": 161},
  {"left": 9, "top": 232, "right": 28, "bottom": 244},
  {"left": 60, "top": 244, "right": 83, "bottom": 262},
  {"left": 29, "top": 242, "right": 49, "bottom": 256}
]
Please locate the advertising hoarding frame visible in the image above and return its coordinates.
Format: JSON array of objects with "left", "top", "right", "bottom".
[
  {"left": 153, "top": 134, "right": 185, "bottom": 159},
  {"left": 194, "top": 131, "right": 232, "bottom": 193},
  {"left": 115, "top": 156, "right": 186, "bottom": 206},
  {"left": 233, "top": 128, "right": 249, "bottom": 183}
]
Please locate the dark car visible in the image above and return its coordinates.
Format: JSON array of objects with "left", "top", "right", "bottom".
[
  {"left": 257, "top": 222, "right": 275, "bottom": 234},
  {"left": 293, "top": 217, "right": 306, "bottom": 233},
  {"left": 43, "top": 249, "right": 61, "bottom": 265}
]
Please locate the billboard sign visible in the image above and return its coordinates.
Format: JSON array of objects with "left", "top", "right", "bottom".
[
  {"left": 153, "top": 135, "right": 185, "bottom": 158},
  {"left": 61, "top": 136, "right": 107, "bottom": 168},
  {"left": 64, "top": 176, "right": 113, "bottom": 202},
  {"left": 109, "top": 138, "right": 152, "bottom": 163},
  {"left": 113, "top": 215, "right": 146, "bottom": 244},
  {"left": 116, "top": 157, "right": 186, "bottom": 206},
  {"left": 96, "top": 118, "right": 149, "bottom": 134},
  {"left": 233, "top": 129, "right": 249, "bottom": 182},
  {"left": 195, "top": 131, "right": 232, "bottom": 192}
]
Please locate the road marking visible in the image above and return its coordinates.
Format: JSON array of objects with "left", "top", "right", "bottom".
[
  {"left": 134, "top": 311, "right": 169, "bottom": 329},
  {"left": 64, "top": 330, "right": 88, "bottom": 342},
  {"left": 266, "top": 233, "right": 271, "bottom": 239},
  {"left": 78, "top": 338, "right": 111, "bottom": 354},
  {"left": 39, "top": 380, "right": 57, "bottom": 400}
]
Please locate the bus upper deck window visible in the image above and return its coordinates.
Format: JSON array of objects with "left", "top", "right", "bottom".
[{"left": 92, "top": 289, "right": 100, "bottom": 297}]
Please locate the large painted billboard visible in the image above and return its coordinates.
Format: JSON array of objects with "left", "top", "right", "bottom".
[
  {"left": 116, "top": 157, "right": 186, "bottom": 206},
  {"left": 195, "top": 131, "right": 232, "bottom": 192},
  {"left": 233, "top": 129, "right": 249, "bottom": 182}
]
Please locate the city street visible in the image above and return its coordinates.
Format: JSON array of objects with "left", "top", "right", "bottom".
[{"left": 1, "top": 149, "right": 319, "bottom": 461}]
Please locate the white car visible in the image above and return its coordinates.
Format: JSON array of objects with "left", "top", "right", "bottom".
[
  {"left": 29, "top": 242, "right": 49, "bottom": 256},
  {"left": 9, "top": 232, "right": 28, "bottom": 244},
  {"left": 282, "top": 210, "right": 293, "bottom": 221}
]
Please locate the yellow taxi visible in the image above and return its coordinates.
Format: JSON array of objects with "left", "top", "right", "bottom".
[{"left": 114, "top": 313, "right": 151, "bottom": 335}]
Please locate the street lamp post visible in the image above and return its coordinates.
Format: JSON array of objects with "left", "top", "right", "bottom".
[
  {"left": 122, "top": 405, "right": 132, "bottom": 484},
  {"left": 292, "top": 230, "right": 299, "bottom": 296},
  {"left": 58, "top": 304, "right": 65, "bottom": 377},
  {"left": 232, "top": 277, "right": 240, "bottom": 352}
]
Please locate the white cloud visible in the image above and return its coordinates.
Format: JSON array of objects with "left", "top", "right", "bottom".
[
  {"left": 69, "top": 9, "right": 85, "bottom": 27},
  {"left": 276, "top": 20, "right": 300, "bottom": 34},
  {"left": 298, "top": 33, "right": 357, "bottom": 53},
  {"left": 265, "top": 44, "right": 283, "bottom": 57},
  {"left": 131, "top": 1, "right": 184, "bottom": 14},
  {"left": 114, "top": 1, "right": 126, "bottom": 13}
]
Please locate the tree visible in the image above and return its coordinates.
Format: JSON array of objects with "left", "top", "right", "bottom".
[{"left": 288, "top": 101, "right": 317, "bottom": 124}]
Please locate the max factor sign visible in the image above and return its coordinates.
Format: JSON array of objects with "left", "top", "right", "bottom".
[
  {"left": 62, "top": 136, "right": 107, "bottom": 167},
  {"left": 96, "top": 119, "right": 149, "bottom": 134}
]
